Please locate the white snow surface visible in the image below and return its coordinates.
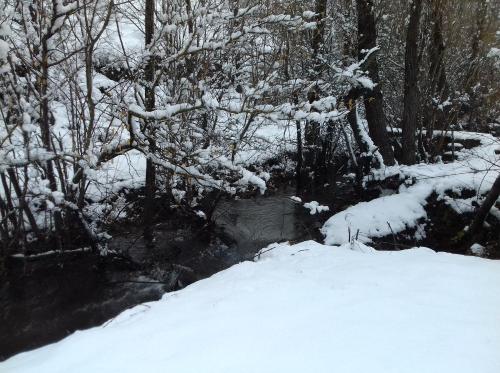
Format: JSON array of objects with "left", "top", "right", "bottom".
[{"left": 2, "top": 240, "right": 500, "bottom": 373}]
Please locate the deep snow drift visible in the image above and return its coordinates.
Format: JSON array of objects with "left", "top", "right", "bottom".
[{"left": 2, "top": 241, "right": 500, "bottom": 373}]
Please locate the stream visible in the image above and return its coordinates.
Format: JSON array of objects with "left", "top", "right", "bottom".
[{"left": 0, "top": 178, "right": 358, "bottom": 360}]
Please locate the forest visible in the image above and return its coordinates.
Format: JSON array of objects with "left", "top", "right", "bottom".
[{"left": 0, "top": 0, "right": 499, "bottom": 371}]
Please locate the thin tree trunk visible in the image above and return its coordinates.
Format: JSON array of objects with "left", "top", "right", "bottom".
[
  {"left": 465, "top": 0, "right": 488, "bottom": 129},
  {"left": 143, "top": 0, "right": 156, "bottom": 243},
  {"left": 312, "top": 0, "right": 327, "bottom": 60},
  {"left": 356, "top": 0, "right": 395, "bottom": 166},
  {"left": 304, "top": 0, "right": 328, "bottom": 173},
  {"left": 6, "top": 168, "right": 40, "bottom": 237},
  {"left": 41, "top": 33, "right": 64, "bottom": 251},
  {"left": 295, "top": 118, "right": 303, "bottom": 189},
  {"left": 401, "top": 0, "right": 423, "bottom": 165},
  {"left": 0, "top": 173, "right": 20, "bottom": 229},
  {"left": 426, "top": 0, "right": 449, "bottom": 135}
]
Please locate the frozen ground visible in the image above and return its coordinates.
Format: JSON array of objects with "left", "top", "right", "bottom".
[{"left": 2, "top": 240, "right": 500, "bottom": 373}]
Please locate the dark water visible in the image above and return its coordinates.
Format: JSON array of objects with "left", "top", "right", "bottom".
[
  {"left": 213, "top": 192, "right": 319, "bottom": 255},
  {"left": 1, "top": 182, "right": 353, "bottom": 361},
  {"left": 0, "top": 252, "right": 166, "bottom": 360}
]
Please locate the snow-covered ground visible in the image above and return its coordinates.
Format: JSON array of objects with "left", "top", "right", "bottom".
[
  {"left": 322, "top": 131, "right": 499, "bottom": 245},
  {"left": 2, "top": 240, "right": 500, "bottom": 373}
]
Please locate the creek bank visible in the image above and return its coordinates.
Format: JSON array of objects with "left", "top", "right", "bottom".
[{"left": 367, "top": 191, "right": 500, "bottom": 258}]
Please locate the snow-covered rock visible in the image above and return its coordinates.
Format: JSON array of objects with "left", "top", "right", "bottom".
[{"left": 470, "top": 243, "right": 486, "bottom": 257}]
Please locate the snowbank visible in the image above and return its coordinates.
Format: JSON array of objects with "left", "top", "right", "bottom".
[
  {"left": 322, "top": 184, "right": 429, "bottom": 245},
  {"left": 322, "top": 131, "right": 499, "bottom": 245},
  {"left": 2, "top": 241, "right": 500, "bottom": 373}
]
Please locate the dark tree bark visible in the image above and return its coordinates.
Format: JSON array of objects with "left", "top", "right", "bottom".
[
  {"left": 401, "top": 0, "right": 423, "bottom": 165},
  {"left": 356, "top": 0, "right": 395, "bottom": 166},
  {"left": 468, "top": 174, "right": 500, "bottom": 237},
  {"left": 143, "top": 0, "right": 156, "bottom": 243}
]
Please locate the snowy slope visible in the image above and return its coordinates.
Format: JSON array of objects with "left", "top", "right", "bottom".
[{"left": 2, "top": 241, "right": 500, "bottom": 373}]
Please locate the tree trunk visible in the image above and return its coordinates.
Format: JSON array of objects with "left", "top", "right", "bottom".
[
  {"left": 41, "top": 34, "right": 64, "bottom": 251},
  {"left": 6, "top": 168, "right": 40, "bottom": 238},
  {"left": 344, "top": 91, "right": 369, "bottom": 157},
  {"left": 356, "top": 0, "right": 395, "bottom": 166},
  {"left": 312, "top": 0, "right": 327, "bottom": 60},
  {"left": 468, "top": 174, "right": 500, "bottom": 237},
  {"left": 426, "top": 0, "right": 449, "bottom": 132},
  {"left": 295, "top": 119, "right": 303, "bottom": 190},
  {"left": 465, "top": 0, "right": 488, "bottom": 91},
  {"left": 143, "top": 0, "right": 156, "bottom": 243},
  {"left": 304, "top": 0, "right": 328, "bottom": 173},
  {"left": 401, "top": 0, "right": 423, "bottom": 165},
  {"left": 465, "top": 0, "right": 488, "bottom": 129}
]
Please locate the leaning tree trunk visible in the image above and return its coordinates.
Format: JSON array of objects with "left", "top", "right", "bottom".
[
  {"left": 356, "top": 0, "right": 395, "bottom": 166},
  {"left": 143, "top": 0, "right": 156, "bottom": 243},
  {"left": 401, "top": 0, "right": 423, "bottom": 165},
  {"left": 468, "top": 174, "right": 500, "bottom": 237}
]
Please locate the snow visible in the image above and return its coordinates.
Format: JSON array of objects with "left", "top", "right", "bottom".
[
  {"left": 322, "top": 131, "right": 499, "bottom": 245},
  {"left": 303, "top": 200, "right": 330, "bottom": 215},
  {"left": 302, "top": 11, "right": 316, "bottom": 20},
  {"left": 487, "top": 47, "right": 500, "bottom": 62},
  {"left": 322, "top": 187, "right": 428, "bottom": 245},
  {"left": 470, "top": 243, "right": 486, "bottom": 256},
  {"left": 195, "top": 210, "right": 207, "bottom": 219},
  {"left": 2, "top": 240, "right": 500, "bottom": 373},
  {"left": 236, "top": 168, "right": 267, "bottom": 194},
  {"left": 85, "top": 150, "right": 147, "bottom": 202},
  {"left": 0, "top": 39, "right": 8, "bottom": 60},
  {"left": 488, "top": 48, "right": 500, "bottom": 58},
  {"left": 10, "top": 247, "right": 91, "bottom": 259}
]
